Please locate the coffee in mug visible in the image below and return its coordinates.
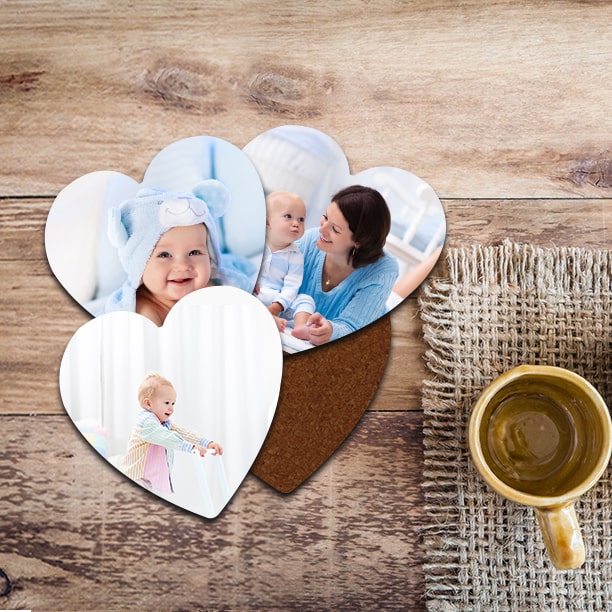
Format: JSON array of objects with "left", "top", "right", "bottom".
[{"left": 468, "top": 365, "right": 611, "bottom": 570}]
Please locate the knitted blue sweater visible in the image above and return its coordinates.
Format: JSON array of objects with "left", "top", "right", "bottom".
[{"left": 297, "top": 228, "right": 398, "bottom": 340}]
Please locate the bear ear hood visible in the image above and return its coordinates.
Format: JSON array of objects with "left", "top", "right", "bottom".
[
  {"left": 103, "top": 181, "right": 229, "bottom": 314},
  {"left": 192, "top": 179, "right": 230, "bottom": 219},
  {"left": 107, "top": 205, "right": 130, "bottom": 248}
]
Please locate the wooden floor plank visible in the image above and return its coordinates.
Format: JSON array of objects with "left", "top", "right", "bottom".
[
  {"left": 0, "top": 411, "right": 425, "bottom": 611},
  {"left": 1, "top": 2, "right": 610, "bottom": 198}
]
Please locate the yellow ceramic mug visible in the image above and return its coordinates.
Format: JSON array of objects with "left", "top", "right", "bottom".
[{"left": 468, "top": 365, "right": 611, "bottom": 570}]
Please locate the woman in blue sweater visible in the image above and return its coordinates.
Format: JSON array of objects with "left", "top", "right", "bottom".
[{"left": 291, "top": 185, "right": 398, "bottom": 346}]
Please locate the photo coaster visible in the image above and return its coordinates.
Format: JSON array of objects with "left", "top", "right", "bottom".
[
  {"left": 47, "top": 128, "right": 444, "bottom": 505},
  {"left": 60, "top": 286, "right": 282, "bottom": 518}
]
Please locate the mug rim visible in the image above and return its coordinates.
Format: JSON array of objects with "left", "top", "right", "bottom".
[{"left": 468, "top": 365, "right": 612, "bottom": 508}]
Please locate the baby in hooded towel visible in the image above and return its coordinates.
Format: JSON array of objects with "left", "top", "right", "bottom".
[{"left": 104, "top": 180, "right": 252, "bottom": 325}]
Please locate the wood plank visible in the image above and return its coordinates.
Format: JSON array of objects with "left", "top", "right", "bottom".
[
  {"left": 3, "top": 197, "right": 608, "bottom": 263},
  {"left": 1, "top": 197, "right": 608, "bottom": 415},
  {"left": 443, "top": 199, "right": 611, "bottom": 250},
  {"left": 0, "top": 258, "right": 90, "bottom": 414},
  {"left": 1, "top": 1, "right": 610, "bottom": 198},
  {"left": 0, "top": 411, "right": 425, "bottom": 611}
]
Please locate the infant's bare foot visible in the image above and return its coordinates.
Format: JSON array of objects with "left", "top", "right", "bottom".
[
  {"left": 273, "top": 315, "right": 287, "bottom": 332},
  {"left": 291, "top": 324, "right": 311, "bottom": 341}
]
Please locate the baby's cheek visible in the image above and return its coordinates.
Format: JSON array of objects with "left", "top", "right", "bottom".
[
  {"left": 142, "top": 260, "right": 166, "bottom": 286},
  {"left": 198, "top": 265, "right": 213, "bottom": 288}
]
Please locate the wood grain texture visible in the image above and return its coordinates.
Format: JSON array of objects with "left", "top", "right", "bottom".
[
  {"left": 1, "top": 0, "right": 611, "bottom": 609},
  {"left": 1, "top": 1, "right": 610, "bottom": 198},
  {"left": 0, "top": 412, "right": 424, "bottom": 611}
]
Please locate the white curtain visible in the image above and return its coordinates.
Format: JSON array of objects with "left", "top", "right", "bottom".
[{"left": 59, "top": 287, "right": 282, "bottom": 517}]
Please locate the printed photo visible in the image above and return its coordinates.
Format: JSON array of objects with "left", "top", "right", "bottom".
[
  {"left": 59, "top": 287, "right": 282, "bottom": 519},
  {"left": 244, "top": 125, "right": 447, "bottom": 353},
  {"left": 46, "top": 136, "right": 267, "bottom": 326}
]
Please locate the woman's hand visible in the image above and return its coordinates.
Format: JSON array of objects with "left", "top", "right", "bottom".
[{"left": 306, "top": 313, "right": 333, "bottom": 345}]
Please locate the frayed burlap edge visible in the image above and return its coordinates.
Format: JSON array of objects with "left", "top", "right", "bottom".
[{"left": 419, "top": 240, "right": 612, "bottom": 612}]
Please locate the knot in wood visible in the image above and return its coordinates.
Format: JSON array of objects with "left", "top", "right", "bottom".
[
  {"left": 0, "top": 70, "right": 44, "bottom": 92},
  {"left": 142, "top": 65, "right": 225, "bottom": 114},
  {"left": 569, "top": 153, "right": 612, "bottom": 189},
  {"left": 247, "top": 71, "right": 320, "bottom": 117}
]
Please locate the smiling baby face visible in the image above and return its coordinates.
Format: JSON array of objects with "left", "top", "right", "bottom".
[
  {"left": 142, "top": 383, "right": 177, "bottom": 424},
  {"left": 140, "top": 224, "right": 212, "bottom": 308}
]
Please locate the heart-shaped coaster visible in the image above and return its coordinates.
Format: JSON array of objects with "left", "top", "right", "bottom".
[
  {"left": 242, "top": 125, "right": 446, "bottom": 353},
  {"left": 45, "top": 135, "right": 267, "bottom": 318},
  {"left": 59, "top": 286, "right": 282, "bottom": 518},
  {"left": 251, "top": 314, "right": 392, "bottom": 493},
  {"left": 246, "top": 126, "right": 442, "bottom": 489}
]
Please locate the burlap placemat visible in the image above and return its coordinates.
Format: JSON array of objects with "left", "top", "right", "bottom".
[{"left": 419, "top": 240, "right": 612, "bottom": 612}]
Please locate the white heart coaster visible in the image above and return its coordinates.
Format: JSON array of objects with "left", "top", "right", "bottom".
[
  {"left": 45, "top": 135, "right": 266, "bottom": 318},
  {"left": 59, "top": 286, "right": 282, "bottom": 518},
  {"left": 243, "top": 125, "right": 446, "bottom": 352}
]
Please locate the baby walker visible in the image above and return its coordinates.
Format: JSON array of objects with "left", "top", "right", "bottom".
[{"left": 191, "top": 447, "right": 231, "bottom": 517}]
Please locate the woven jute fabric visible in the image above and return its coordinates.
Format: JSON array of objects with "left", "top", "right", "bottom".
[{"left": 418, "top": 240, "right": 612, "bottom": 612}]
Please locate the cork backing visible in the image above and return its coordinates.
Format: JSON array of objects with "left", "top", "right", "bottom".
[{"left": 251, "top": 315, "right": 392, "bottom": 493}]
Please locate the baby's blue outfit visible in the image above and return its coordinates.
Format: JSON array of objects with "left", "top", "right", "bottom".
[
  {"left": 257, "top": 243, "right": 304, "bottom": 311},
  {"left": 294, "top": 227, "right": 398, "bottom": 341}
]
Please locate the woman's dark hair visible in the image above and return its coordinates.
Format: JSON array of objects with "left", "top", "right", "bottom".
[{"left": 331, "top": 185, "right": 391, "bottom": 268}]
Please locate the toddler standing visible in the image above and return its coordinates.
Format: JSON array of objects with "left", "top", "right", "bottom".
[{"left": 118, "top": 373, "right": 223, "bottom": 495}]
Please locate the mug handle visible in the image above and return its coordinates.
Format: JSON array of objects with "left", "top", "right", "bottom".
[{"left": 534, "top": 502, "right": 585, "bottom": 570}]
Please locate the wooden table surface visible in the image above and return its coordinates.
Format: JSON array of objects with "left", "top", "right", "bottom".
[{"left": 1, "top": 2, "right": 610, "bottom": 610}]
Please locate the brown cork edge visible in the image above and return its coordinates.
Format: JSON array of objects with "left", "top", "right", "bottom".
[{"left": 251, "top": 314, "right": 392, "bottom": 493}]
